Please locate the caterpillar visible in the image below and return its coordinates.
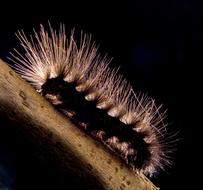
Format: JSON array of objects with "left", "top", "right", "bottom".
[{"left": 8, "top": 23, "right": 173, "bottom": 177}]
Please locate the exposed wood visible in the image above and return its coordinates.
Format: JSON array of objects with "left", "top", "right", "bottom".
[{"left": 0, "top": 59, "right": 159, "bottom": 190}]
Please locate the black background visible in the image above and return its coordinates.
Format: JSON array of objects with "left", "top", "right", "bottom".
[{"left": 0, "top": 1, "right": 200, "bottom": 189}]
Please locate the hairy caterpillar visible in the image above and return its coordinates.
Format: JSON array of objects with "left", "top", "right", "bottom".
[{"left": 8, "top": 23, "right": 173, "bottom": 177}]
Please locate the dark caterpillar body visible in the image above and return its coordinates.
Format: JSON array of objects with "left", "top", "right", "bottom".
[
  {"left": 41, "top": 77, "right": 150, "bottom": 171},
  {"left": 9, "top": 24, "right": 173, "bottom": 177}
]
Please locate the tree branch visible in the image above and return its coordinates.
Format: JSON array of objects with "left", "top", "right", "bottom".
[{"left": 0, "top": 59, "right": 159, "bottom": 190}]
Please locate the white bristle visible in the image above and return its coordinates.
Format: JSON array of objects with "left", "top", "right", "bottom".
[
  {"left": 107, "top": 106, "right": 124, "bottom": 118},
  {"left": 85, "top": 92, "right": 98, "bottom": 101},
  {"left": 96, "top": 100, "right": 112, "bottom": 110}
]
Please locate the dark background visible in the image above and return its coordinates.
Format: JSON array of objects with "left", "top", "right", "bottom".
[{"left": 0, "top": 1, "right": 200, "bottom": 189}]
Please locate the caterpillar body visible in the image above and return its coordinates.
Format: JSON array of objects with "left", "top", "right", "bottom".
[{"left": 9, "top": 24, "right": 173, "bottom": 177}]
